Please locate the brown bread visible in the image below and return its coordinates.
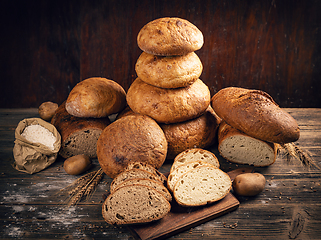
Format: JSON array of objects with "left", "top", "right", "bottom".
[{"left": 211, "top": 87, "right": 300, "bottom": 144}]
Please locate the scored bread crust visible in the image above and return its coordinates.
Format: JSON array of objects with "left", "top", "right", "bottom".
[
  {"left": 96, "top": 114, "right": 167, "bottom": 179},
  {"left": 170, "top": 148, "right": 220, "bottom": 172},
  {"left": 218, "top": 121, "right": 277, "bottom": 167},
  {"left": 137, "top": 17, "right": 204, "bottom": 56},
  {"left": 65, "top": 77, "right": 126, "bottom": 118},
  {"left": 110, "top": 168, "right": 165, "bottom": 192},
  {"left": 135, "top": 52, "right": 203, "bottom": 88},
  {"left": 102, "top": 184, "right": 171, "bottom": 225},
  {"left": 126, "top": 78, "right": 210, "bottom": 124},
  {"left": 211, "top": 87, "right": 300, "bottom": 144},
  {"left": 111, "top": 178, "right": 172, "bottom": 202},
  {"left": 167, "top": 160, "right": 216, "bottom": 192},
  {"left": 173, "top": 165, "right": 232, "bottom": 207}
]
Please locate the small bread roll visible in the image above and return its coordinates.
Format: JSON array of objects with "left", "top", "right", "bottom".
[
  {"left": 135, "top": 52, "right": 203, "bottom": 88},
  {"left": 65, "top": 77, "right": 126, "bottom": 118},
  {"left": 126, "top": 78, "right": 210, "bottom": 124},
  {"left": 137, "top": 17, "right": 204, "bottom": 56}
]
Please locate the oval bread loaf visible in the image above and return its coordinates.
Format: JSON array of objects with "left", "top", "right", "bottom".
[
  {"left": 102, "top": 184, "right": 171, "bottom": 225},
  {"left": 135, "top": 52, "right": 203, "bottom": 88},
  {"left": 171, "top": 148, "right": 220, "bottom": 172},
  {"left": 211, "top": 87, "right": 300, "bottom": 144},
  {"left": 96, "top": 114, "right": 167, "bottom": 178},
  {"left": 65, "top": 77, "right": 126, "bottom": 118},
  {"left": 126, "top": 78, "right": 210, "bottom": 124},
  {"left": 218, "top": 121, "right": 277, "bottom": 166},
  {"left": 173, "top": 165, "right": 232, "bottom": 207},
  {"left": 137, "top": 17, "right": 204, "bottom": 56}
]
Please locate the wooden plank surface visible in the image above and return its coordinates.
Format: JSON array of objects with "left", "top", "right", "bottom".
[{"left": 0, "top": 108, "right": 320, "bottom": 239}]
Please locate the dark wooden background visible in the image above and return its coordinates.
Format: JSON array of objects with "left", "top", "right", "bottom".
[{"left": 1, "top": 0, "right": 320, "bottom": 108}]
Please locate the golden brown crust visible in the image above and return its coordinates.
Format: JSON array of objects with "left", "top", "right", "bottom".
[
  {"left": 211, "top": 87, "right": 300, "bottom": 144},
  {"left": 135, "top": 52, "right": 202, "bottom": 88},
  {"left": 126, "top": 78, "right": 210, "bottom": 124},
  {"left": 65, "top": 77, "right": 126, "bottom": 118},
  {"left": 96, "top": 114, "right": 167, "bottom": 178},
  {"left": 137, "top": 17, "right": 203, "bottom": 56}
]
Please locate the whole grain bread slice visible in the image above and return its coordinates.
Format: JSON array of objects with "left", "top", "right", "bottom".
[
  {"left": 110, "top": 168, "right": 164, "bottom": 193},
  {"left": 173, "top": 165, "right": 232, "bottom": 207},
  {"left": 112, "top": 178, "right": 172, "bottom": 202},
  {"left": 125, "top": 162, "right": 167, "bottom": 183},
  {"left": 102, "top": 184, "right": 171, "bottom": 225}
]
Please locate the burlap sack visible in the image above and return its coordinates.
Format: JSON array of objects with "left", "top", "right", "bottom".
[{"left": 13, "top": 118, "right": 61, "bottom": 174}]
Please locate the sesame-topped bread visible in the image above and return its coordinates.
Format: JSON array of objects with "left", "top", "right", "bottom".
[
  {"left": 171, "top": 148, "right": 220, "bottom": 172},
  {"left": 125, "top": 162, "right": 167, "bottom": 183},
  {"left": 102, "top": 184, "right": 171, "bottom": 225},
  {"left": 173, "top": 165, "right": 232, "bottom": 207},
  {"left": 137, "top": 17, "right": 204, "bottom": 56},
  {"left": 110, "top": 168, "right": 165, "bottom": 193},
  {"left": 111, "top": 178, "right": 172, "bottom": 202},
  {"left": 167, "top": 160, "right": 215, "bottom": 192}
]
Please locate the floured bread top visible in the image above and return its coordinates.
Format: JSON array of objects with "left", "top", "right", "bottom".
[{"left": 137, "top": 17, "right": 204, "bottom": 56}]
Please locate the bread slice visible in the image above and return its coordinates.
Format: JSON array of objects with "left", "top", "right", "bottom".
[
  {"left": 218, "top": 121, "right": 277, "bottom": 166},
  {"left": 167, "top": 160, "right": 215, "bottom": 192},
  {"left": 112, "top": 178, "right": 172, "bottom": 202},
  {"left": 173, "top": 165, "right": 232, "bottom": 207},
  {"left": 110, "top": 169, "right": 164, "bottom": 192},
  {"left": 171, "top": 148, "right": 220, "bottom": 172},
  {"left": 102, "top": 184, "right": 171, "bottom": 225},
  {"left": 125, "top": 162, "right": 167, "bottom": 184}
]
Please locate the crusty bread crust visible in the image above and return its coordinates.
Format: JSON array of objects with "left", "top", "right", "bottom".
[
  {"left": 135, "top": 52, "right": 203, "bottom": 88},
  {"left": 137, "top": 17, "right": 203, "bottom": 56},
  {"left": 126, "top": 78, "right": 210, "bottom": 124},
  {"left": 211, "top": 87, "right": 300, "bottom": 144},
  {"left": 96, "top": 115, "right": 167, "bottom": 178},
  {"left": 65, "top": 77, "right": 126, "bottom": 118}
]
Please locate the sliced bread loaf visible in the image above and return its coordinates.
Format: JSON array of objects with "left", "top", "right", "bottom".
[
  {"left": 171, "top": 148, "right": 220, "bottom": 172},
  {"left": 218, "top": 121, "right": 277, "bottom": 166},
  {"left": 167, "top": 160, "right": 215, "bottom": 192},
  {"left": 110, "top": 169, "right": 164, "bottom": 192},
  {"left": 112, "top": 178, "right": 172, "bottom": 202},
  {"left": 102, "top": 184, "right": 171, "bottom": 225},
  {"left": 173, "top": 165, "right": 232, "bottom": 207},
  {"left": 125, "top": 162, "right": 167, "bottom": 184}
]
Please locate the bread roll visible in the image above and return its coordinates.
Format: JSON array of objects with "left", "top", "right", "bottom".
[
  {"left": 211, "top": 87, "right": 300, "bottom": 144},
  {"left": 65, "top": 77, "right": 126, "bottom": 118},
  {"left": 96, "top": 114, "right": 167, "bottom": 178},
  {"left": 218, "top": 121, "right": 277, "bottom": 167},
  {"left": 51, "top": 102, "right": 111, "bottom": 158},
  {"left": 126, "top": 78, "right": 210, "bottom": 124},
  {"left": 135, "top": 52, "right": 203, "bottom": 88},
  {"left": 137, "top": 17, "right": 203, "bottom": 56}
]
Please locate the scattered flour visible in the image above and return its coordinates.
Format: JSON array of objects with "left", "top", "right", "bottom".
[{"left": 21, "top": 124, "right": 56, "bottom": 150}]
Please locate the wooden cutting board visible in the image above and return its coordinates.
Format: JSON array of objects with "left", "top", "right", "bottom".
[{"left": 129, "top": 167, "right": 253, "bottom": 240}]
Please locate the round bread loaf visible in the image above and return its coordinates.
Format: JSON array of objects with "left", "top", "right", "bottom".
[
  {"left": 65, "top": 77, "right": 126, "bottom": 118},
  {"left": 137, "top": 17, "right": 204, "bottom": 56},
  {"left": 126, "top": 78, "right": 210, "bottom": 124},
  {"left": 135, "top": 52, "right": 203, "bottom": 88},
  {"left": 96, "top": 114, "right": 167, "bottom": 178}
]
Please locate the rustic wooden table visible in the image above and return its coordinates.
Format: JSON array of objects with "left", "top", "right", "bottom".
[{"left": 0, "top": 108, "right": 320, "bottom": 240}]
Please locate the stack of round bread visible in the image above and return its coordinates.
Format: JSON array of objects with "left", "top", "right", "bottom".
[
  {"left": 125, "top": 17, "right": 221, "bottom": 159},
  {"left": 167, "top": 148, "right": 232, "bottom": 207},
  {"left": 102, "top": 162, "right": 171, "bottom": 225}
]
